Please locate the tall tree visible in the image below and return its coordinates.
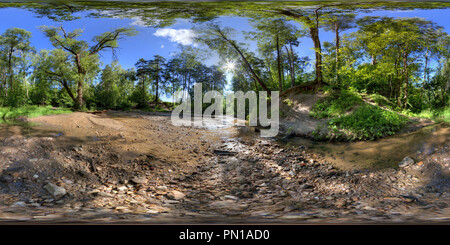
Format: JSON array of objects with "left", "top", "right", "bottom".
[
  {"left": 40, "top": 25, "right": 137, "bottom": 109},
  {"left": 196, "top": 23, "right": 270, "bottom": 94},
  {"left": 322, "top": 13, "right": 355, "bottom": 83},
  {"left": 149, "top": 55, "right": 167, "bottom": 106},
  {"left": 0, "top": 28, "right": 34, "bottom": 105}
]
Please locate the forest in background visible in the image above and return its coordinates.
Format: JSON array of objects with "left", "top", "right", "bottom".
[{"left": 0, "top": 1, "right": 448, "bottom": 128}]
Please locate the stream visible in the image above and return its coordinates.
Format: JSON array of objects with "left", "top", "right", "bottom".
[
  {"left": 279, "top": 123, "right": 449, "bottom": 170},
  {"left": 1, "top": 114, "right": 448, "bottom": 171}
]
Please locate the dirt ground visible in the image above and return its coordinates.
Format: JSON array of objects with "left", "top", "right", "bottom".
[{"left": 0, "top": 111, "right": 448, "bottom": 223}]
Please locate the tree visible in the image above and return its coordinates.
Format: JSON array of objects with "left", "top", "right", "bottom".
[
  {"left": 34, "top": 49, "right": 80, "bottom": 107},
  {"left": 322, "top": 13, "right": 355, "bottom": 83},
  {"left": 96, "top": 61, "right": 124, "bottom": 108},
  {"left": 40, "top": 25, "right": 137, "bottom": 109},
  {"left": 0, "top": 28, "right": 34, "bottom": 106},
  {"left": 247, "top": 17, "right": 301, "bottom": 91},
  {"left": 196, "top": 23, "right": 270, "bottom": 94},
  {"left": 148, "top": 55, "right": 167, "bottom": 106}
]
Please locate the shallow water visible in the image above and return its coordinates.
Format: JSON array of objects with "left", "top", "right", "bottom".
[
  {"left": 2, "top": 114, "right": 448, "bottom": 172},
  {"left": 282, "top": 123, "right": 449, "bottom": 170}
]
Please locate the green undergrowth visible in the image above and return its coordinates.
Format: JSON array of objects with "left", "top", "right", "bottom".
[
  {"left": 366, "top": 94, "right": 396, "bottom": 110},
  {"left": 310, "top": 89, "right": 363, "bottom": 119},
  {"left": 0, "top": 105, "right": 72, "bottom": 121},
  {"left": 310, "top": 89, "right": 410, "bottom": 141},
  {"left": 406, "top": 107, "right": 450, "bottom": 123}
]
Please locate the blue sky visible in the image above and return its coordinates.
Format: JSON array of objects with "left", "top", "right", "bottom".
[{"left": 0, "top": 6, "right": 449, "bottom": 101}]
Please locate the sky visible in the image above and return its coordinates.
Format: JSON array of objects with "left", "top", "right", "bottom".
[{"left": 0, "top": 5, "right": 449, "bottom": 101}]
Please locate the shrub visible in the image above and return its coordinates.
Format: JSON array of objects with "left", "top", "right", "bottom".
[
  {"left": 310, "top": 89, "right": 363, "bottom": 119},
  {"left": 321, "top": 105, "right": 410, "bottom": 141}
]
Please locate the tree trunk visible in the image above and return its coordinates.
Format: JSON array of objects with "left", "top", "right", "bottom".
[
  {"left": 335, "top": 22, "right": 340, "bottom": 84},
  {"left": 290, "top": 44, "right": 296, "bottom": 87},
  {"left": 423, "top": 48, "right": 429, "bottom": 83},
  {"left": 402, "top": 51, "right": 409, "bottom": 110},
  {"left": 310, "top": 25, "right": 323, "bottom": 85},
  {"left": 155, "top": 74, "right": 159, "bottom": 106},
  {"left": 60, "top": 80, "right": 77, "bottom": 104},
  {"left": 73, "top": 54, "right": 86, "bottom": 109},
  {"left": 285, "top": 44, "right": 296, "bottom": 87},
  {"left": 276, "top": 32, "right": 283, "bottom": 92},
  {"left": 277, "top": 8, "right": 323, "bottom": 85},
  {"left": 7, "top": 47, "right": 14, "bottom": 96}
]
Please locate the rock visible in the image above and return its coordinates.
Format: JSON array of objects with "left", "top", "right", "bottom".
[
  {"left": 399, "top": 157, "right": 414, "bottom": 168},
  {"left": 300, "top": 184, "right": 314, "bottom": 190},
  {"left": 11, "top": 201, "right": 27, "bottom": 207},
  {"left": 44, "top": 183, "right": 67, "bottom": 197},
  {"left": 224, "top": 195, "right": 239, "bottom": 201},
  {"left": 156, "top": 185, "right": 168, "bottom": 191},
  {"left": 97, "top": 192, "right": 113, "bottom": 197},
  {"left": 166, "top": 190, "right": 186, "bottom": 200},
  {"left": 131, "top": 176, "right": 148, "bottom": 184},
  {"left": 209, "top": 200, "right": 243, "bottom": 210}
]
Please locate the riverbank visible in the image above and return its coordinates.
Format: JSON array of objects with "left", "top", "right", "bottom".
[
  {"left": 0, "top": 105, "right": 72, "bottom": 122},
  {"left": 280, "top": 87, "right": 439, "bottom": 141},
  {"left": 0, "top": 111, "right": 448, "bottom": 223}
]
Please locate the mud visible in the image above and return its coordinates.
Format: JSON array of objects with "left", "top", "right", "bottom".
[{"left": 0, "top": 111, "right": 448, "bottom": 223}]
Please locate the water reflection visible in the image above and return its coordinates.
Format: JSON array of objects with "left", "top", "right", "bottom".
[{"left": 283, "top": 123, "right": 449, "bottom": 170}]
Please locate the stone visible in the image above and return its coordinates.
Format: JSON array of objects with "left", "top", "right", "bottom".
[
  {"left": 399, "top": 157, "right": 414, "bottom": 168},
  {"left": 166, "top": 190, "right": 186, "bottom": 200},
  {"left": 224, "top": 195, "right": 239, "bottom": 201},
  {"left": 11, "top": 201, "right": 27, "bottom": 207},
  {"left": 44, "top": 183, "right": 67, "bottom": 197},
  {"left": 97, "top": 192, "right": 113, "bottom": 197},
  {"left": 131, "top": 176, "right": 148, "bottom": 184}
]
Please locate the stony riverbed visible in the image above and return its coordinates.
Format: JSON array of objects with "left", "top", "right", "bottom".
[{"left": 0, "top": 111, "right": 448, "bottom": 223}]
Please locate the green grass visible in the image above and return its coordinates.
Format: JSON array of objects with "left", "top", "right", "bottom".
[
  {"left": 367, "top": 94, "right": 396, "bottom": 110},
  {"left": 310, "top": 90, "right": 411, "bottom": 141},
  {"left": 407, "top": 107, "right": 450, "bottom": 123},
  {"left": 0, "top": 105, "right": 72, "bottom": 121},
  {"left": 317, "top": 105, "right": 410, "bottom": 141},
  {"left": 142, "top": 104, "right": 172, "bottom": 113},
  {"left": 310, "top": 89, "right": 363, "bottom": 119}
]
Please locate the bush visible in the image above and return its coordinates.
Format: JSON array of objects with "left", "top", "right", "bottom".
[
  {"left": 367, "top": 94, "right": 395, "bottom": 110},
  {"left": 318, "top": 105, "right": 410, "bottom": 141},
  {"left": 310, "top": 89, "right": 363, "bottom": 119}
]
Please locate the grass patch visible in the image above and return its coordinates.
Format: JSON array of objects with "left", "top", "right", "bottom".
[
  {"left": 310, "top": 89, "right": 363, "bottom": 119},
  {"left": 407, "top": 107, "right": 450, "bottom": 123},
  {"left": 0, "top": 105, "right": 72, "bottom": 120},
  {"left": 314, "top": 105, "right": 410, "bottom": 141},
  {"left": 142, "top": 104, "right": 172, "bottom": 113},
  {"left": 367, "top": 94, "right": 396, "bottom": 110}
]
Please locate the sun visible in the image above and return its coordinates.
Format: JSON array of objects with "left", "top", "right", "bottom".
[{"left": 223, "top": 59, "right": 236, "bottom": 72}]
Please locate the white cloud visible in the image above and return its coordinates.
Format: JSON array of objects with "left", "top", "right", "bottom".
[
  {"left": 161, "top": 45, "right": 165, "bottom": 48},
  {"left": 154, "top": 28, "right": 197, "bottom": 46}
]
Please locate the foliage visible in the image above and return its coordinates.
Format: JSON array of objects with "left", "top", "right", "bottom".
[
  {"left": 315, "top": 104, "right": 410, "bottom": 141},
  {"left": 0, "top": 105, "right": 72, "bottom": 120},
  {"left": 310, "top": 89, "right": 363, "bottom": 119}
]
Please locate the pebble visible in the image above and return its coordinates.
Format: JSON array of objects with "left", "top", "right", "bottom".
[
  {"left": 399, "top": 157, "right": 414, "bottom": 168},
  {"left": 166, "top": 190, "right": 186, "bottom": 200},
  {"left": 44, "top": 183, "right": 67, "bottom": 197},
  {"left": 224, "top": 195, "right": 239, "bottom": 201},
  {"left": 131, "top": 176, "right": 148, "bottom": 184}
]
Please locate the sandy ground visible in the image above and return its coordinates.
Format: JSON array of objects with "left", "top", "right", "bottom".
[{"left": 0, "top": 111, "right": 448, "bottom": 223}]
